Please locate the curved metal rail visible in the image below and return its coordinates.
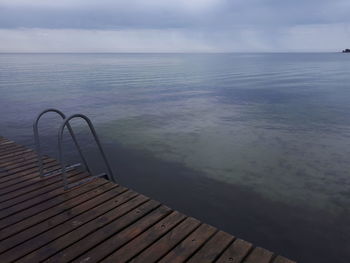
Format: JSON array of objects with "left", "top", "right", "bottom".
[
  {"left": 58, "top": 114, "right": 115, "bottom": 190},
  {"left": 33, "top": 108, "right": 91, "bottom": 177}
]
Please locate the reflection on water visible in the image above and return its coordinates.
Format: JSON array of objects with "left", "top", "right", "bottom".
[{"left": 1, "top": 53, "right": 350, "bottom": 262}]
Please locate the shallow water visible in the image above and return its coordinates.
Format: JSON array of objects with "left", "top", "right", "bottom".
[{"left": 1, "top": 53, "right": 350, "bottom": 262}]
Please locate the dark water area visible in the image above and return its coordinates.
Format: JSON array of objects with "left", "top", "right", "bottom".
[
  {"left": 1, "top": 53, "right": 350, "bottom": 262},
  {"left": 104, "top": 141, "right": 350, "bottom": 263}
]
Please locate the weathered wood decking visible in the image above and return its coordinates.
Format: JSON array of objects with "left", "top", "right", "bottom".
[{"left": 0, "top": 136, "right": 295, "bottom": 263}]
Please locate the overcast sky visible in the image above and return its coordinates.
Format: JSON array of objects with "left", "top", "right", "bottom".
[{"left": 0, "top": 0, "right": 349, "bottom": 52}]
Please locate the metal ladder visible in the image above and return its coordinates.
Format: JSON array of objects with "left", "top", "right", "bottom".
[{"left": 33, "top": 108, "right": 115, "bottom": 190}]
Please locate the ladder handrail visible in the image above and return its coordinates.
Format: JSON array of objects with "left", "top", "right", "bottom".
[
  {"left": 57, "top": 113, "right": 115, "bottom": 190},
  {"left": 33, "top": 108, "right": 91, "bottom": 177}
]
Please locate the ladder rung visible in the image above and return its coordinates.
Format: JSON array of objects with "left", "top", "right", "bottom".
[
  {"left": 42, "top": 163, "right": 82, "bottom": 177},
  {"left": 65, "top": 173, "right": 107, "bottom": 190}
]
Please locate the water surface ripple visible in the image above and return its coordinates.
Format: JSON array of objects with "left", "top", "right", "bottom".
[{"left": 1, "top": 53, "right": 350, "bottom": 263}]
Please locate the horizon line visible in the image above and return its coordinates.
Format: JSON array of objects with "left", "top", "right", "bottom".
[{"left": 0, "top": 51, "right": 342, "bottom": 54}]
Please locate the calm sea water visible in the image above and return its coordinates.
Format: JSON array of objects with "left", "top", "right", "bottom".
[{"left": 1, "top": 53, "right": 350, "bottom": 262}]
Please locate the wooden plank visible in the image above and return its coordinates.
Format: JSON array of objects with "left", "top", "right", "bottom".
[
  {"left": 0, "top": 169, "right": 86, "bottom": 205},
  {"left": 45, "top": 200, "right": 161, "bottom": 262},
  {"left": 0, "top": 140, "right": 24, "bottom": 149},
  {"left": 0, "top": 157, "right": 52, "bottom": 182},
  {"left": 0, "top": 142, "right": 9, "bottom": 147},
  {"left": 0, "top": 175, "right": 100, "bottom": 229},
  {"left": 0, "top": 162, "right": 59, "bottom": 192},
  {"left": 0, "top": 153, "right": 38, "bottom": 168},
  {"left": 0, "top": 141, "right": 12, "bottom": 146},
  {"left": 0, "top": 141, "right": 27, "bottom": 149},
  {"left": 0, "top": 182, "right": 120, "bottom": 241},
  {"left": 0, "top": 183, "right": 121, "bottom": 253},
  {"left": 0, "top": 153, "right": 38, "bottom": 169},
  {"left": 0, "top": 155, "right": 40, "bottom": 171},
  {"left": 0, "top": 159, "right": 54, "bottom": 184},
  {"left": 159, "top": 224, "right": 217, "bottom": 263},
  {"left": 0, "top": 171, "right": 89, "bottom": 216},
  {"left": 0, "top": 159, "right": 58, "bottom": 187},
  {"left": 73, "top": 205, "right": 173, "bottom": 263},
  {"left": 0, "top": 143, "right": 17, "bottom": 150},
  {"left": 216, "top": 239, "right": 253, "bottom": 263},
  {"left": 0, "top": 139, "right": 16, "bottom": 147},
  {"left": 0, "top": 152, "right": 38, "bottom": 169},
  {"left": 0, "top": 143, "right": 11, "bottom": 148},
  {"left": 0, "top": 142, "right": 26, "bottom": 151},
  {"left": 0, "top": 159, "right": 55, "bottom": 187},
  {"left": 102, "top": 211, "right": 187, "bottom": 263},
  {"left": 0, "top": 146, "right": 26, "bottom": 156},
  {"left": 10, "top": 191, "right": 142, "bottom": 262},
  {"left": 0, "top": 140, "right": 25, "bottom": 151},
  {"left": 0, "top": 172, "right": 96, "bottom": 218},
  {"left": 0, "top": 164, "right": 66, "bottom": 196},
  {"left": 0, "top": 137, "right": 12, "bottom": 142},
  {"left": 0, "top": 143, "right": 16, "bottom": 150},
  {"left": 0, "top": 143, "right": 30, "bottom": 153},
  {"left": 0, "top": 172, "right": 87, "bottom": 210},
  {"left": 0, "top": 153, "right": 39, "bottom": 172},
  {"left": 0, "top": 149, "right": 32, "bottom": 161},
  {"left": 130, "top": 217, "right": 201, "bottom": 263},
  {"left": 243, "top": 247, "right": 274, "bottom": 263},
  {"left": 0, "top": 155, "right": 50, "bottom": 175},
  {"left": 273, "top": 255, "right": 297, "bottom": 263},
  {"left": 187, "top": 230, "right": 235, "bottom": 263}
]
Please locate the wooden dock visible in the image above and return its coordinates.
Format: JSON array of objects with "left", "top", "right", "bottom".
[{"left": 0, "top": 136, "right": 295, "bottom": 263}]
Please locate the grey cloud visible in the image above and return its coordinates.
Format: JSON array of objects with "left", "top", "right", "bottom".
[
  {"left": 0, "top": 0, "right": 349, "bottom": 30},
  {"left": 0, "top": 0, "right": 349, "bottom": 52}
]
